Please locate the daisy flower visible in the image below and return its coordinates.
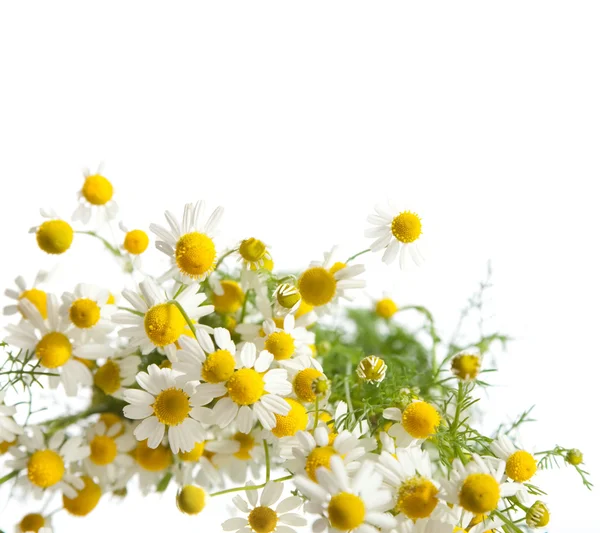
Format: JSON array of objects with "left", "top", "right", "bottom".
[
  {"left": 176, "top": 482, "right": 211, "bottom": 515},
  {"left": 176, "top": 438, "right": 225, "bottom": 490},
  {"left": 295, "top": 456, "right": 395, "bottom": 533},
  {"left": 365, "top": 203, "right": 426, "bottom": 269},
  {"left": 280, "top": 355, "right": 329, "bottom": 405},
  {"left": 6, "top": 427, "right": 89, "bottom": 499},
  {"left": 236, "top": 237, "right": 274, "bottom": 292},
  {"left": 211, "top": 279, "right": 246, "bottom": 315},
  {"left": 194, "top": 342, "right": 291, "bottom": 434},
  {"left": 384, "top": 400, "right": 441, "bottom": 447},
  {"left": 150, "top": 200, "right": 224, "bottom": 282},
  {"left": 374, "top": 295, "right": 399, "bottom": 320},
  {"left": 206, "top": 429, "right": 265, "bottom": 484},
  {"left": 30, "top": 208, "right": 74, "bottom": 255},
  {"left": 4, "top": 296, "right": 98, "bottom": 395},
  {"left": 72, "top": 166, "right": 118, "bottom": 224},
  {"left": 222, "top": 481, "right": 306, "bottom": 533},
  {"left": 93, "top": 351, "right": 141, "bottom": 399},
  {"left": 3, "top": 271, "right": 48, "bottom": 318},
  {"left": 123, "top": 364, "right": 214, "bottom": 453},
  {"left": 450, "top": 349, "right": 481, "bottom": 381},
  {"left": 0, "top": 391, "right": 24, "bottom": 451},
  {"left": 60, "top": 283, "right": 115, "bottom": 343},
  {"left": 254, "top": 315, "right": 315, "bottom": 363},
  {"left": 131, "top": 438, "right": 174, "bottom": 494},
  {"left": 112, "top": 278, "right": 214, "bottom": 362},
  {"left": 16, "top": 513, "right": 54, "bottom": 533},
  {"left": 119, "top": 221, "right": 150, "bottom": 271},
  {"left": 439, "top": 455, "right": 524, "bottom": 516},
  {"left": 297, "top": 247, "right": 365, "bottom": 313},
  {"left": 273, "top": 283, "right": 301, "bottom": 316},
  {"left": 490, "top": 434, "right": 538, "bottom": 483}
]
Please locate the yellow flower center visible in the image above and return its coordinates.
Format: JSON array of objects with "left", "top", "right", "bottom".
[
  {"left": 36, "top": 220, "right": 73, "bottom": 254},
  {"left": 62, "top": 476, "right": 102, "bottom": 516},
  {"left": 357, "top": 355, "right": 387, "bottom": 383},
  {"left": 99, "top": 413, "right": 124, "bottom": 435},
  {"left": 272, "top": 399, "right": 308, "bottom": 438},
  {"left": 19, "top": 513, "right": 45, "bottom": 533},
  {"left": 27, "top": 449, "right": 65, "bottom": 488},
  {"left": 144, "top": 303, "right": 186, "bottom": 347},
  {"left": 35, "top": 332, "right": 72, "bottom": 368},
  {"left": 0, "top": 438, "right": 16, "bottom": 455},
  {"left": 402, "top": 402, "right": 440, "bottom": 439},
  {"left": 459, "top": 473, "right": 500, "bottom": 514},
  {"left": 305, "top": 445, "right": 336, "bottom": 482},
  {"left": 177, "top": 485, "right": 206, "bottom": 515},
  {"left": 233, "top": 432, "right": 255, "bottom": 460},
  {"left": 526, "top": 501, "right": 550, "bottom": 528},
  {"left": 123, "top": 229, "right": 149, "bottom": 255},
  {"left": 505, "top": 450, "right": 537, "bottom": 482},
  {"left": 394, "top": 476, "right": 439, "bottom": 520},
  {"left": 248, "top": 506, "right": 278, "bottom": 533},
  {"left": 69, "top": 298, "right": 101, "bottom": 329},
  {"left": 375, "top": 298, "right": 398, "bottom": 319},
  {"left": 239, "top": 238, "right": 267, "bottom": 264},
  {"left": 213, "top": 280, "right": 245, "bottom": 314},
  {"left": 202, "top": 349, "right": 236, "bottom": 383},
  {"left": 178, "top": 441, "right": 206, "bottom": 462},
  {"left": 19, "top": 289, "right": 48, "bottom": 319},
  {"left": 566, "top": 448, "right": 583, "bottom": 465},
  {"left": 93, "top": 360, "right": 122, "bottom": 395},
  {"left": 329, "top": 262, "right": 346, "bottom": 275},
  {"left": 451, "top": 354, "right": 481, "bottom": 380},
  {"left": 133, "top": 441, "right": 172, "bottom": 472},
  {"left": 293, "top": 368, "right": 323, "bottom": 403},
  {"left": 226, "top": 368, "right": 264, "bottom": 406},
  {"left": 328, "top": 492, "right": 366, "bottom": 531},
  {"left": 275, "top": 284, "right": 301, "bottom": 309},
  {"left": 82, "top": 174, "right": 114, "bottom": 205},
  {"left": 152, "top": 388, "right": 191, "bottom": 426},
  {"left": 391, "top": 211, "right": 422, "bottom": 243},
  {"left": 264, "top": 331, "right": 295, "bottom": 361},
  {"left": 89, "top": 435, "right": 118, "bottom": 465},
  {"left": 298, "top": 267, "right": 337, "bottom": 307},
  {"left": 295, "top": 299, "right": 314, "bottom": 318},
  {"left": 175, "top": 232, "right": 216, "bottom": 279}
]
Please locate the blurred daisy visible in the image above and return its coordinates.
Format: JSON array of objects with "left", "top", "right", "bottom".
[
  {"left": 295, "top": 456, "right": 395, "bottom": 533},
  {"left": 112, "top": 278, "right": 213, "bottom": 362},
  {"left": 6, "top": 427, "right": 89, "bottom": 499},
  {"left": 30, "top": 208, "right": 74, "bottom": 255},
  {"left": 119, "top": 221, "right": 150, "bottom": 270},
  {"left": 123, "top": 364, "right": 213, "bottom": 453},
  {"left": 0, "top": 391, "right": 24, "bottom": 447},
  {"left": 207, "top": 429, "right": 265, "bottom": 485},
  {"left": 273, "top": 283, "right": 301, "bottom": 316},
  {"left": 131, "top": 439, "right": 174, "bottom": 494},
  {"left": 222, "top": 481, "right": 306, "bottom": 533},
  {"left": 254, "top": 315, "right": 314, "bottom": 363},
  {"left": 490, "top": 435, "right": 538, "bottom": 483},
  {"left": 16, "top": 513, "right": 54, "bottom": 533},
  {"left": 365, "top": 203, "right": 425, "bottom": 269},
  {"left": 60, "top": 283, "right": 115, "bottom": 343},
  {"left": 72, "top": 166, "right": 118, "bottom": 224},
  {"left": 93, "top": 352, "right": 141, "bottom": 399},
  {"left": 150, "top": 200, "right": 224, "bottom": 282},
  {"left": 194, "top": 342, "right": 291, "bottom": 434},
  {"left": 4, "top": 271, "right": 49, "bottom": 318}
]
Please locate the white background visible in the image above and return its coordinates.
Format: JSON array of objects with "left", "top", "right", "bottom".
[{"left": 1, "top": 2, "right": 599, "bottom": 532}]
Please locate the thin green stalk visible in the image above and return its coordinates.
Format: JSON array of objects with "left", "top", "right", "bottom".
[
  {"left": 215, "top": 249, "right": 237, "bottom": 270},
  {"left": 240, "top": 290, "right": 252, "bottom": 323},
  {"left": 0, "top": 370, "right": 59, "bottom": 377},
  {"left": 263, "top": 440, "right": 271, "bottom": 482},
  {"left": 169, "top": 300, "right": 198, "bottom": 340},
  {"left": 313, "top": 396, "right": 320, "bottom": 431},
  {"left": 117, "top": 306, "right": 144, "bottom": 317},
  {"left": 76, "top": 231, "right": 121, "bottom": 257},
  {"left": 0, "top": 470, "right": 19, "bottom": 486},
  {"left": 345, "top": 248, "right": 370, "bottom": 263},
  {"left": 209, "top": 474, "right": 293, "bottom": 497}
]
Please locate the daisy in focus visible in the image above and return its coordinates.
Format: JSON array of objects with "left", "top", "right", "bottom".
[
  {"left": 490, "top": 435, "right": 538, "bottom": 484},
  {"left": 60, "top": 283, "right": 115, "bottom": 343},
  {"left": 280, "top": 354, "right": 329, "bottom": 405},
  {"left": 383, "top": 400, "right": 441, "bottom": 447},
  {"left": 253, "top": 315, "right": 315, "bottom": 363},
  {"left": 72, "top": 166, "right": 118, "bottom": 224},
  {"left": 3, "top": 271, "right": 49, "bottom": 318}
]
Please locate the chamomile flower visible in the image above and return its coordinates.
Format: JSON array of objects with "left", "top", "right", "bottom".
[
  {"left": 16, "top": 513, "right": 53, "bottom": 533},
  {"left": 295, "top": 456, "right": 395, "bottom": 533},
  {"left": 194, "top": 342, "right": 291, "bottom": 433},
  {"left": 374, "top": 296, "right": 398, "bottom": 319},
  {"left": 450, "top": 349, "right": 481, "bottom": 381},
  {"left": 119, "top": 221, "right": 150, "bottom": 270},
  {"left": 60, "top": 283, "right": 115, "bottom": 342},
  {"left": 176, "top": 437, "right": 226, "bottom": 490},
  {"left": 4, "top": 272, "right": 49, "bottom": 318},
  {"left": 490, "top": 435, "right": 538, "bottom": 483},
  {"left": 113, "top": 278, "right": 213, "bottom": 362},
  {"left": 131, "top": 439, "right": 174, "bottom": 493},
  {"left": 212, "top": 280, "right": 246, "bottom": 314},
  {"left": 6, "top": 427, "right": 89, "bottom": 499},
  {"left": 366, "top": 203, "right": 426, "bottom": 269},
  {"left": 280, "top": 355, "right": 329, "bottom": 405},
  {"left": 72, "top": 166, "right": 118, "bottom": 224},
  {"left": 176, "top": 483, "right": 210, "bottom": 515},
  {"left": 30, "top": 208, "right": 74, "bottom": 255},
  {"left": 5, "top": 296, "right": 98, "bottom": 395},
  {"left": 1, "top": 391, "right": 23, "bottom": 450},
  {"left": 440, "top": 455, "right": 523, "bottom": 516},
  {"left": 254, "top": 315, "right": 315, "bottom": 363},
  {"left": 237, "top": 237, "right": 273, "bottom": 271},
  {"left": 297, "top": 247, "right": 365, "bottom": 313},
  {"left": 384, "top": 400, "right": 441, "bottom": 447},
  {"left": 207, "top": 429, "right": 265, "bottom": 484},
  {"left": 273, "top": 283, "right": 301, "bottom": 316},
  {"left": 93, "top": 352, "right": 141, "bottom": 399},
  {"left": 222, "top": 481, "right": 306, "bottom": 533},
  {"left": 123, "top": 364, "right": 213, "bottom": 453},
  {"left": 150, "top": 200, "right": 224, "bottom": 282}
]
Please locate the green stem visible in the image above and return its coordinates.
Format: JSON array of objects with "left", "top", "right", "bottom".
[
  {"left": 313, "top": 396, "right": 320, "bottom": 431},
  {"left": 0, "top": 470, "right": 19, "bottom": 486},
  {"left": 209, "top": 474, "right": 293, "bottom": 497},
  {"left": 76, "top": 231, "right": 121, "bottom": 257},
  {"left": 240, "top": 290, "right": 252, "bottom": 323},
  {"left": 344, "top": 360, "right": 354, "bottom": 421},
  {"left": 117, "top": 306, "right": 144, "bottom": 317},
  {"left": 0, "top": 370, "right": 59, "bottom": 377},
  {"left": 169, "top": 300, "right": 198, "bottom": 340},
  {"left": 346, "top": 248, "right": 370, "bottom": 263},
  {"left": 215, "top": 249, "right": 237, "bottom": 271},
  {"left": 263, "top": 440, "right": 271, "bottom": 482}
]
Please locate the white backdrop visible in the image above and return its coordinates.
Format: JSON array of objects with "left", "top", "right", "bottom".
[{"left": 1, "top": 2, "right": 599, "bottom": 532}]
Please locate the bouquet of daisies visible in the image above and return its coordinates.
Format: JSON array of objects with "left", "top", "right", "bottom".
[{"left": 0, "top": 168, "right": 590, "bottom": 533}]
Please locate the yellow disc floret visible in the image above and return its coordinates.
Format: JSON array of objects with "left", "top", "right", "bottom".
[
  {"left": 459, "top": 473, "right": 500, "bottom": 514},
  {"left": 226, "top": 368, "right": 264, "bottom": 406},
  {"left": 505, "top": 450, "right": 537, "bottom": 482},
  {"left": 394, "top": 476, "right": 439, "bottom": 519},
  {"left": 89, "top": 435, "right": 118, "bottom": 466},
  {"left": 94, "top": 360, "right": 122, "bottom": 395},
  {"left": 144, "top": 303, "right": 186, "bottom": 347},
  {"left": 328, "top": 492, "right": 366, "bottom": 531},
  {"left": 275, "top": 284, "right": 301, "bottom": 309},
  {"left": 356, "top": 355, "right": 387, "bottom": 384},
  {"left": 391, "top": 211, "right": 422, "bottom": 243},
  {"left": 133, "top": 441, "right": 172, "bottom": 472},
  {"left": 35, "top": 332, "right": 72, "bottom": 368},
  {"left": 36, "top": 220, "right": 73, "bottom": 254},
  {"left": 272, "top": 399, "right": 308, "bottom": 438},
  {"left": 248, "top": 506, "right": 278, "bottom": 533},
  {"left": 0, "top": 438, "right": 16, "bottom": 455},
  {"left": 62, "top": 476, "right": 102, "bottom": 516},
  {"left": 27, "top": 449, "right": 65, "bottom": 488},
  {"left": 123, "top": 229, "right": 149, "bottom": 255},
  {"left": 451, "top": 353, "right": 481, "bottom": 380},
  {"left": 175, "top": 232, "right": 216, "bottom": 279},
  {"left": 526, "top": 501, "right": 550, "bottom": 528},
  {"left": 202, "top": 349, "right": 236, "bottom": 383},
  {"left": 177, "top": 485, "right": 206, "bottom": 515},
  {"left": 213, "top": 280, "right": 244, "bottom": 314},
  {"left": 19, "top": 513, "right": 45, "bottom": 533},
  {"left": 375, "top": 298, "right": 398, "bottom": 319},
  {"left": 19, "top": 289, "right": 48, "bottom": 319},
  {"left": 152, "top": 388, "right": 191, "bottom": 426},
  {"left": 239, "top": 238, "right": 268, "bottom": 264},
  {"left": 566, "top": 448, "right": 583, "bottom": 465},
  {"left": 178, "top": 441, "right": 205, "bottom": 462},
  {"left": 298, "top": 267, "right": 337, "bottom": 307},
  {"left": 305, "top": 446, "right": 336, "bottom": 482},
  {"left": 402, "top": 401, "right": 440, "bottom": 439},
  {"left": 264, "top": 331, "right": 295, "bottom": 360},
  {"left": 69, "top": 298, "right": 101, "bottom": 329},
  {"left": 293, "top": 368, "right": 323, "bottom": 403},
  {"left": 82, "top": 174, "right": 113, "bottom": 205}
]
